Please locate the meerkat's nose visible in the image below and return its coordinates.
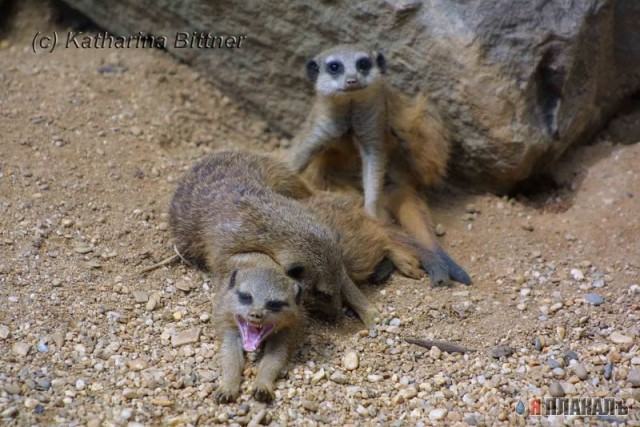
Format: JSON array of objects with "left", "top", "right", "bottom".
[
  {"left": 248, "top": 311, "right": 263, "bottom": 322},
  {"left": 345, "top": 76, "right": 358, "bottom": 86}
]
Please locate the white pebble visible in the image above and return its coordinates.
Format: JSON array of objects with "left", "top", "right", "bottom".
[
  {"left": 429, "top": 408, "right": 448, "bottom": 420},
  {"left": 342, "top": 351, "right": 359, "bottom": 371},
  {"left": 570, "top": 268, "right": 584, "bottom": 281}
]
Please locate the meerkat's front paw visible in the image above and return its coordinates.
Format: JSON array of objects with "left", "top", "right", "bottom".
[
  {"left": 214, "top": 384, "right": 240, "bottom": 403},
  {"left": 361, "top": 307, "right": 380, "bottom": 329},
  {"left": 253, "top": 383, "right": 275, "bottom": 403}
]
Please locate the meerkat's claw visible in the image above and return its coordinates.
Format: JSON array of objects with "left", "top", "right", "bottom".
[
  {"left": 253, "top": 384, "right": 276, "bottom": 403},
  {"left": 214, "top": 385, "right": 240, "bottom": 403}
]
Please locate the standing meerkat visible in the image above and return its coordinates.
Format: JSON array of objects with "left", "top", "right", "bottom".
[
  {"left": 213, "top": 254, "right": 305, "bottom": 403},
  {"left": 288, "top": 44, "right": 471, "bottom": 287},
  {"left": 168, "top": 152, "right": 377, "bottom": 326}
]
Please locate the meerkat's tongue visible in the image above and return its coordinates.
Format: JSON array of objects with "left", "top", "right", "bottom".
[{"left": 236, "top": 317, "right": 275, "bottom": 352}]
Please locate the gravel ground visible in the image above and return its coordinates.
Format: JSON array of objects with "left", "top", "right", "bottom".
[{"left": 1, "top": 2, "right": 639, "bottom": 426}]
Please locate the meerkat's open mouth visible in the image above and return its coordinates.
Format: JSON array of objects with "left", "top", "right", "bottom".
[{"left": 235, "top": 315, "right": 275, "bottom": 352}]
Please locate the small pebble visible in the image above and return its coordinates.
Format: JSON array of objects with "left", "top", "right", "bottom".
[
  {"left": 74, "top": 245, "right": 93, "bottom": 254},
  {"left": 51, "top": 333, "right": 64, "bottom": 348},
  {"left": 76, "top": 379, "right": 86, "bottom": 390},
  {"left": 175, "top": 280, "right": 192, "bottom": 292},
  {"left": 570, "top": 268, "right": 584, "bottom": 281},
  {"left": 552, "top": 368, "right": 566, "bottom": 378},
  {"left": 146, "top": 298, "right": 158, "bottom": 311},
  {"left": 592, "top": 277, "right": 605, "bottom": 288},
  {"left": 491, "top": 345, "right": 515, "bottom": 359},
  {"left": 367, "top": 374, "right": 383, "bottom": 383},
  {"left": 329, "top": 371, "right": 349, "bottom": 384},
  {"left": 564, "top": 350, "right": 579, "bottom": 363},
  {"left": 132, "top": 291, "right": 149, "bottom": 303},
  {"left": 4, "top": 383, "right": 21, "bottom": 395},
  {"left": 604, "top": 362, "right": 613, "bottom": 380},
  {"left": 311, "top": 368, "right": 325, "bottom": 384},
  {"left": 1, "top": 407, "right": 17, "bottom": 418},
  {"left": 429, "top": 346, "right": 442, "bottom": 360},
  {"left": 428, "top": 408, "right": 448, "bottom": 421},
  {"left": 171, "top": 327, "right": 201, "bottom": 347},
  {"left": 342, "top": 351, "right": 359, "bottom": 371},
  {"left": 583, "top": 293, "right": 604, "bottom": 306},
  {"left": 609, "top": 332, "right": 633, "bottom": 345},
  {"left": 549, "top": 302, "right": 563, "bottom": 313},
  {"left": 12, "top": 342, "right": 31, "bottom": 357},
  {"left": 550, "top": 381, "right": 565, "bottom": 397},
  {"left": 557, "top": 327, "right": 566, "bottom": 340},
  {"left": 547, "top": 359, "right": 560, "bottom": 369},
  {"left": 35, "top": 378, "right": 51, "bottom": 391},
  {"left": 0, "top": 324, "right": 9, "bottom": 340},
  {"left": 435, "top": 223, "right": 446, "bottom": 236},
  {"left": 123, "top": 388, "right": 137, "bottom": 399},
  {"left": 628, "top": 370, "right": 640, "bottom": 387}
]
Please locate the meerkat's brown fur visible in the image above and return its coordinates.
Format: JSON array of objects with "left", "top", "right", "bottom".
[{"left": 168, "top": 151, "right": 376, "bottom": 325}]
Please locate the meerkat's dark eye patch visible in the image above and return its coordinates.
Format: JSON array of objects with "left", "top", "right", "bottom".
[
  {"left": 306, "top": 59, "right": 320, "bottom": 82},
  {"left": 265, "top": 300, "right": 289, "bottom": 312},
  {"left": 237, "top": 291, "right": 253, "bottom": 305},
  {"left": 285, "top": 263, "right": 305, "bottom": 281},
  {"left": 356, "top": 57, "right": 373, "bottom": 73},
  {"left": 326, "top": 60, "right": 344, "bottom": 75}
]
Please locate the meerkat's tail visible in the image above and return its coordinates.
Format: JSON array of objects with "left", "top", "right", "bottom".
[{"left": 387, "top": 89, "right": 450, "bottom": 189}]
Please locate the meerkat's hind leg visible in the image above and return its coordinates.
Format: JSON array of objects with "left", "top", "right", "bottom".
[
  {"left": 340, "top": 276, "right": 379, "bottom": 327},
  {"left": 387, "top": 186, "right": 470, "bottom": 286}
]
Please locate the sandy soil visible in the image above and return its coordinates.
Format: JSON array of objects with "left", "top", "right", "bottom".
[{"left": 1, "top": 2, "right": 639, "bottom": 426}]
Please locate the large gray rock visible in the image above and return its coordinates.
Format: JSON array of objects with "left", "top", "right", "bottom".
[{"left": 60, "top": 0, "right": 640, "bottom": 191}]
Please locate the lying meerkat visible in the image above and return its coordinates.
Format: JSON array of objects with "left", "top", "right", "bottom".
[
  {"left": 213, "top": 253, "right": 305, "bottom": 403},
  {"left": 288, "top": 43, "right": 471, "bottom": 286},
  {"left": 168, "top": 151, "right": 377, "bottom": 325}
]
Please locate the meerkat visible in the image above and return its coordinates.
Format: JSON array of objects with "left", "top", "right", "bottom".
[
  {"left": 288, "top": 44, "right": 471, "bottom": 287},
  {"left": 197, "top": 150, "right": 424, "bottom": 283},
  {"left": 213, "top": 253, "right": 305, "bottom": 403},
  {"left": 168, "top": 152, "right": 377, "bottom": 326}
]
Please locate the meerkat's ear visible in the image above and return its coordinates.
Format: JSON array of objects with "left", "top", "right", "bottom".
[
  {"left": 228, "top": 269, "right": 238, "bottom": 289},
  {"left": 285, "top": 263, "right": 306, "bottom": 281},
  {"left": 375, "top": 52, "right": 386, "bottom": 74},
  {"left": 306, "top": 59, "right": 320, "bottom": 82},
  {"left": 294, "top": 283, "right": 303, "bottom": 305}
]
